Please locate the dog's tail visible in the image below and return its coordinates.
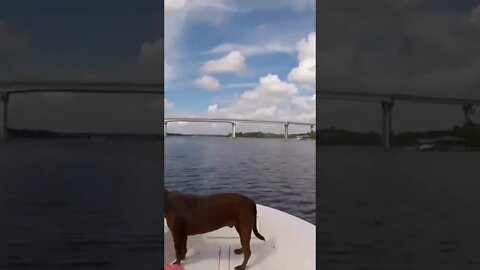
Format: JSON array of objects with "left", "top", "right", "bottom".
[{"left": 252, "top": 203, "right": 266, "bottom": 241}]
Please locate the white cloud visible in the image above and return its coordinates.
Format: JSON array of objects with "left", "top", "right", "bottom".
[
  {"left": 288, "top": 32, "right": 316, "bottom": 87},
  {"left": 208, "top": 104, "right": 219, "bottom": 113},
  {"left": 252, "top": 105, "right": 278, "bottom": 118},
  {"left": 205, "top": 74, "right": 311, "bottom": 121},
  {"left": 288, "top": 58, "right": 316, "bottom": 87},
  {"left": 165, "top": 99, "right": 175, "bottom": 110},
  {"left": 194, "top": 75, "right": 221, "bottom": 90},
  {"left": 164, "top": 62, "right": 175, "bottom": 83},
  {"left": 165, "top": 0, "right": 187, "bottom": 10},
  {"left": 201, "top": 51, "right": 247, "bottom": 75},
  {"left": 297, "top": 32, "right": 316, "bottom": 61},
  {"left": 168, "top": 84, "right": 315, "bottom": 134},
  {"left": 206, "top": 41, "right": 297, "bottom": 57}
]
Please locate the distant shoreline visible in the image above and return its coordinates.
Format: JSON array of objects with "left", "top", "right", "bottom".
[
  {"left": 7, "top": 128, "right": 162, "bottom": 141},
  {"left": 167, "top": 131, "right": 316, "bottom": 140},
  {"left": 5, "top": 124, "right": 480, "bottom": 146}
]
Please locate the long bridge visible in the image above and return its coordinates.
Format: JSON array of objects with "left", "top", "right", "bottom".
[
  {"left": 0, "top": 81, "right": 163, "bottom": 141},
  {"left": 2, "top": 82, "right": 478, "bottom": 148},
  {"left": 164, "top": 117, "right": 315, "bottom": 139},
  {"left": 317, "top": 90, "right": 480, "bottom": 149}
]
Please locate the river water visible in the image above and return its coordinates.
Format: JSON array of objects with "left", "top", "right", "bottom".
[
  {"left": 0, "top": 137, "right": 315, "bottom": 269},
  {"left": 164, "top": 137, "right": 316, "bottom": 224},
  {"left": 0, "top": 139, "right": 164, "bottom": 269},
  {"left": 318, "top": 146, "right": 480, "bottom": 269}
]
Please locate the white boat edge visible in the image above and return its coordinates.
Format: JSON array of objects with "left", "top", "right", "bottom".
[{"left": 164, "top": 204, "right": 316, "bottom": 269}]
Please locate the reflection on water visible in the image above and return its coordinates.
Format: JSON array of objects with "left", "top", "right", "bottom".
[
  {"left": 0, "top": 139, "right": 163, "bottom": 269},
  {"left": 318, "top": 146, "right": 480, "bottom": 269},
  {"left": 164, "top": 137, "right": 316, "bottom": 225}
]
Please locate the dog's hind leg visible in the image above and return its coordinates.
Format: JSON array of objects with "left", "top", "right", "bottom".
[
  {"left": 172, "top": 219, "right": 188, "bottom": 264},
  {"left": 234, "top": 227, "right": 252, "bottom": 270}
]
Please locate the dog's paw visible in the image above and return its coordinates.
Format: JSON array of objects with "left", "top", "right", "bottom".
[
  {"left": 165, "top": 264, "right": 185, "bottom": 270},
  {"left": 234, "top": 265, "right": 245, "bottom": 270},
  {"left": 233, "top": 248, "right": 243, "bottom": 255}
]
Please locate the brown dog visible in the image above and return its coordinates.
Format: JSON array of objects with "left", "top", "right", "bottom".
[{"left": 164, "top": 189, "right": 265, "bottom": 270}]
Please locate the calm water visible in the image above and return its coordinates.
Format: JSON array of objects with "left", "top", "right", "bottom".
[
  {"left": 9, "top": 139, "right": 478, "bottom": 268},
  {"left": 318, "top": 146, "right": 480, "bottom": 269},
  {"left": 164, "top": 137, "right": 316, "bottom": 224},
  {"left": 0, "top": 139, "right": 163, "bottom": 269}
]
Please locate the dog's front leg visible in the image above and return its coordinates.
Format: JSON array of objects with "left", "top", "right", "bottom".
[
  {"left": 181, "top": 237, "right": 188, "bottom": 260},
  {"left": 172, "top": 232, "right": 187, "bottom": 264}
]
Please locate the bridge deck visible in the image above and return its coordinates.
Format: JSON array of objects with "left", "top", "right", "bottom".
[
  {"left": 316, "top": 90, "right": 480, "bottom": 105},
  {"left": 165, "top": 118, "right": 315, "bottom": 126},
  {"left": 0, "top": 81, "right": 163, "bottom": 94}
]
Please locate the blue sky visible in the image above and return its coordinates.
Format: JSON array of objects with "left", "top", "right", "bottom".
[{"left": 164, "top": 0, "right": 316, "bottom": 134}]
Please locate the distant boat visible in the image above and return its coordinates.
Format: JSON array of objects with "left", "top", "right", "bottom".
[{"left": 409, "top": 136, "right": 470, "bottom": 151}]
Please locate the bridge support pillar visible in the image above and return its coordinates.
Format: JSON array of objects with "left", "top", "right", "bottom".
[
  {"left": 462, "top": 104, "right": 473, "bottom": 125},
  {"left": 231, "top": 122, "right": 236, "bottom": 138},
  {"left": 1, "top": 93, "right": 9, "bottom": 141},
  {"left": 381, "top": 101, "right": 393, "bottom": 150},
  {"left": 284, "top": 123, "right": 289, "bottom": 139},
  {"left": 310, "top": 125, "right": 315, "bottom": 133},
  {"left": 164, "top": 122, "right": 168, "bottom": 138}
]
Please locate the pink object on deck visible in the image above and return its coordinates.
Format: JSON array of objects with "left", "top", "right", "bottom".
[{"left": 164, "top": 264, "right": 185, "bottom": 270}]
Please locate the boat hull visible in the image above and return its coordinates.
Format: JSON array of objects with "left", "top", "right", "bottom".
[{"left": 164, "top": 204, "right": 316, "bottom": 269}]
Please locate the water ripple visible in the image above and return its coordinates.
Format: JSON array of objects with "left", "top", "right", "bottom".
[{"left": 165, "top": 137, "right": 316, "bottom": 224}]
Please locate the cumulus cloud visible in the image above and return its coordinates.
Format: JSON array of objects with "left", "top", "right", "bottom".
[
  {"left": 195, "top": 75, "right": 221, "bottom": 90},
  {"left": 288, "top": 32, "right": 316, "bottom": 87},
  {"left": 165, "top": 0, "right": 187, "bottom": 10},
  {"left": 208, "top": 104, "right": 218, "bottom": 113},
  {"left": 201, "top": 51, "right": 247, "bottom": 75},
  {"left": 204, "top": 73, "right": 316, "bottom": 122}
]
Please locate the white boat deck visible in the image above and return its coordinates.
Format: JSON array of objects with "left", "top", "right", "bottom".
[{"left": 164, "top": 204, "right": 315, "bottom": 270}]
